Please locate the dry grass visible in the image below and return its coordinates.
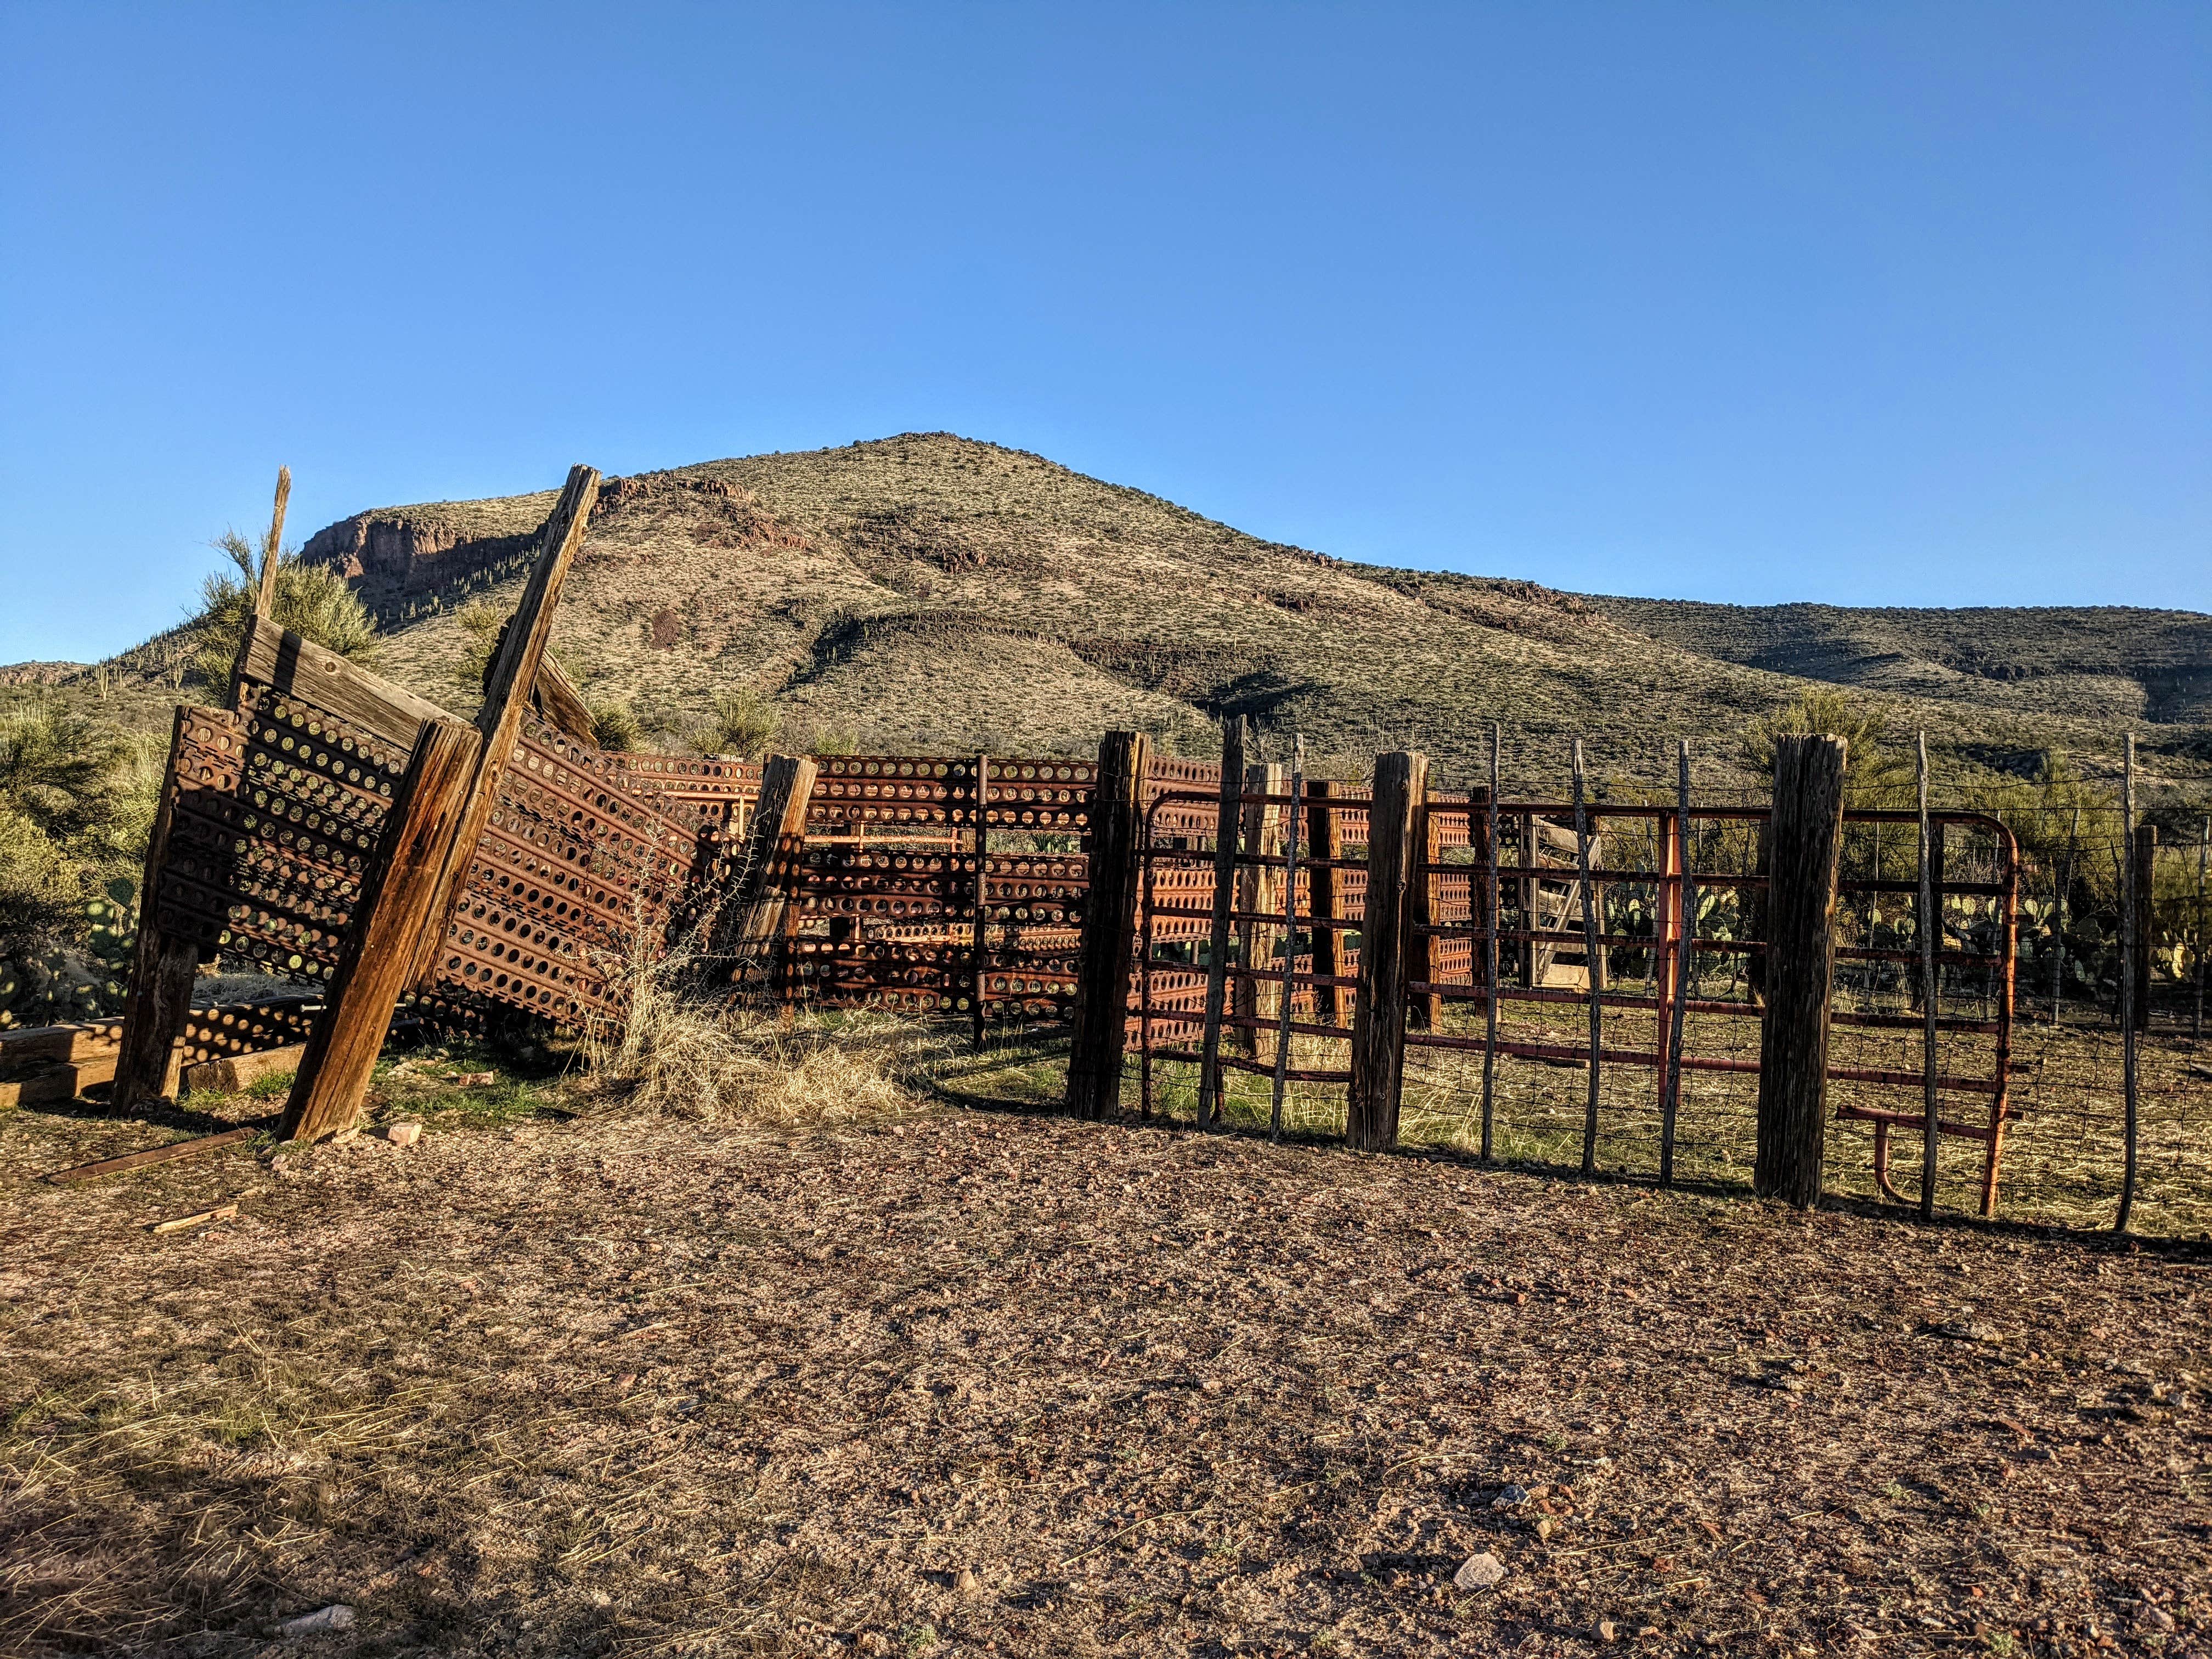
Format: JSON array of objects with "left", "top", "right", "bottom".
[
  {"left": 2, "top": 1053, "right": 2208, "bottom": 1658},
  {"left": 1150, "top": 1010, "right": 2212, "bottom": 1240}
]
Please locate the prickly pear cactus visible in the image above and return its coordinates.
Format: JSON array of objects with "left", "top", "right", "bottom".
[{"left": 0, "top": 878, "right": 137, "bottom": 1030}]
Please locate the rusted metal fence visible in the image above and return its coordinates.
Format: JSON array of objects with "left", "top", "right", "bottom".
[{"left": 92, "top": 463, "right": 2202, "bottom": 1235}]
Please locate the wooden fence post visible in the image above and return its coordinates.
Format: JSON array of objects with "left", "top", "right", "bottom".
[
  {"left": 714, "top": 754, "right": 820, "bottom": 988},
  {"left": 1349, "top": 750, "right": 1425, "bottom": 1152},
  {"left": 1754, "top": 733, "right": 1847, "bottom": 1208},
  {"left": 110, "top": 707, "right": 198, "bottom": 1108},
  {"left": 1068, "top": 731, "right": 1148, "bottom": 1120},
  {"left": 278, "top": 719, "right": 484, "bottom": 1143},
  {"left": 1410, "top": 786, "right": 1442, "bottom": 1030},
  {"left": 1306, "top": 780, "right": 1347, "bottom": 1031}
]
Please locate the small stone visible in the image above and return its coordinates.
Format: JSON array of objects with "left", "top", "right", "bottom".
[
  {"left": 2141, "top": 1606, "right": 2177, "bottom": 1633},
  {"left": 454, "top": 1070, "right": 496, "bottom": 1087},
  {"left": 385, "top": 1120, "right": 424, "bottom": 1147},
  {"left": 1535, "top": 1516, "right": 1556, "bottom": 1542},
  {"left": 1453, "top": 1552, "right": 1508, "bottom": 1592},
  {"left": 955, "top": 1567, "right": 981, "bottom": 1596},
  {"left": 589, "top": 1589, "right": 612, "bottom": 1608},
  {"left": 273, "top": 1605, "right": 355, "bottom": 1637},
  {"left": 1489, "top": 1484, "right": 1531, "bottom": 1509},
  {"left": 1596, "top": 1620, "right": 1619, "bottom": 1644}
]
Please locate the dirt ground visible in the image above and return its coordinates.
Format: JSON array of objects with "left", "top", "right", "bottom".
[{"left": 2, "top": 1080, "right": 2208, "bottom": 1658}]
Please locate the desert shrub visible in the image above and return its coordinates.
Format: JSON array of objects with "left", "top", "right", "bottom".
[
  {"left": 453, "top": 599, "right": 507, "bottom": 692},
  {"left": 1740, "top": 687, "right": 1915, "bottom": 807},
  {"left": 698, "top": 686, "right": 782, "bottom": 760},
  {"left": 590, "top": 699, "right": 641, "bottom": 752},
  {"left": 0, "top": 703, "right": 159, "bottom": 1025},
  {"left": 188, "top": 532, "right": 380, "bottom": 689}
]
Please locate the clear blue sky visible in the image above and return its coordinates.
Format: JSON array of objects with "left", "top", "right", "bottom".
[{"left": 3, "top": 3, "right": 2206, "bottom": 664}]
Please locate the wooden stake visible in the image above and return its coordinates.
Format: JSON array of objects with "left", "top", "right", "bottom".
[
  {"left": 1348, "top": 750, "right": 1425, "bottom": 1153},
  {"left": 1480, "top": 723, "right": 1500, "bottom": 1162},
  {"left": 1917, "top": 732, "right": 1939, "bottom": 1221},
  {"left": 111, "top": 707, "right": 198, "bottom": 1110},
  {"left": 407, "top": 464, "right": 602, "bottom": 989},
  {"left": 1661, "top": 739, "right": 1693, "bottom": 1188},
  {"left": 1068, "top": 732, "right": 1148, "bottom": 1121},
  {"left": 278, "top": 718, "right": 483, "bottom": 1144},
  {"left": 1572, "top": 739, "right": 1602, "bottom": 1176},
  {"left": 255, "top": 465, "right": 291, "bottom": 618},
  {"left": 1196, "top": 716, "right": 1246, "bottom": 1129},
  {"left": 2117, "top": 733, "right": 2140, "bottom": 1234},
  {"left": 1753, "top": 733, "right": 1847, "bottom": 1209},
  {"left": 713, "top": 754, "right": 820, "bottom": 982},
  {"left": 1268, "top": 735, "right": 1305, "bottom": 1142}
]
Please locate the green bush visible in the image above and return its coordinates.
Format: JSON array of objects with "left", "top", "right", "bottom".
[
  {"left": 188, "top": 531, "right": 380, "bottom": 689},
  {"left": 0, "top": 703, "right": 157, "bottom": 1028}
]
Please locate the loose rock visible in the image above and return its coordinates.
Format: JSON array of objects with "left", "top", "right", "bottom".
[
  {"left": 273, "top": 1605, "right": 354, "bottom": 1637},
  {"left": 385, "top": 1120, "right": 425, "bottom": 1147},
  {"left": 1453, "top": 1552, "right": 1508, "bottom": 1592}
]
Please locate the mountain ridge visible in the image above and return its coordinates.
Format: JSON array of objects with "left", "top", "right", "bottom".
[{"left": 30, "top": 433, "right": 2209, "bottom": 791}]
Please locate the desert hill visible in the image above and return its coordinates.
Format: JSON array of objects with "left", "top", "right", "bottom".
[{"left": 40, "top": 433, "right": 2212, "bottom": 793}]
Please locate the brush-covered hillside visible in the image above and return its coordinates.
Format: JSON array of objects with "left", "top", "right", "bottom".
[{"left": 45, "top": 435, "right": 2212, "bottom": 792}]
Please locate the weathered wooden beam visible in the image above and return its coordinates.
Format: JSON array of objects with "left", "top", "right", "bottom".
[
  {"left": 1066, "top": 731, "right": 1148, "bottom": 1121},
  {"left": 233, "top": 612, "right": 449, "bottom": 747},
  {"left": 407, "top": 465, "right": 601, "bottom": 989},
  {"left": 1754, "top": 733, "right": 1847, "bottom": 1208},
  {"left": 45, "top": 1127, "right": 259, "bottom": 1185},
  {"left": 1348, "top": 750, "right": 1425, "bottom": 1153},
  {"left": 279, "top": 718, "right": 484, "bottom": 1143},
  {"left": 255, "top": 465, "right": 291, "bottom": 617},
  {"left": 1306, "top": 780, "right": 1346, "bottom": 1031},
  {"left": 532, "top": 652, "right": 597, "bottom": 747},
  {"left": 714, "top": 754, "right": 820, "bottom": 984},
  {"left": 111, "top": 707, "right": 199, "bottom": 1110}
]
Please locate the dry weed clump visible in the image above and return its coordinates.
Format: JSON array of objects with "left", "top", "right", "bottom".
[{"left": 584, "top": 980, "right": 950, "bottom": 1125}]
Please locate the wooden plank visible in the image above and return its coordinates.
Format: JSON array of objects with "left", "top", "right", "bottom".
[
  {"left": 183, "top": 1042, "right": 304, "bottom": 1096},
  {"left": 1659, "top": 740, "right": 1692, "bottom": 1187},
  {"left": 1348, "top": 750, "right": 1425, "bottom": 1152},
  {"left": 407, "top": 465, "right": 601, "bottom": 989},
  {"left": 279, "top": 718, "right": 484, "bottom": 1143},
  {"left": 112, "top": 707, "right": 200, "bottom": 1110},
  {"left": 715, "top": 755, "right": 820, "bottom": 984},
  {"left": 45, "top": 1126, "right": 258, "bottom": 1184},
  {"left": 533, "top": 653, "right": 597, "bottom": 746},
  {"left": 1754, "top": 734, "right": 1847, "bottom": 1208},
  {"left": 1066, "top": 731, "right": 1148, "bottom": 1121},
  {"left": 234, "top": 612, "right": 449, "bottom": 749},
  {"left": 972, "top": 754, "right": 992, "bottom": 1046},
  {"left": 0, "top": 1057, "right": 116, "bottom": 1109},
  {"left": 0, "top": 1018, "right": 123, "bottom": 1070},
  {"left": 1480, "top": 724, "right": 1502, "bottom": 1161},
  {"left": 1195, "top": 717, "right": 1247, "bottom": 1130}
]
